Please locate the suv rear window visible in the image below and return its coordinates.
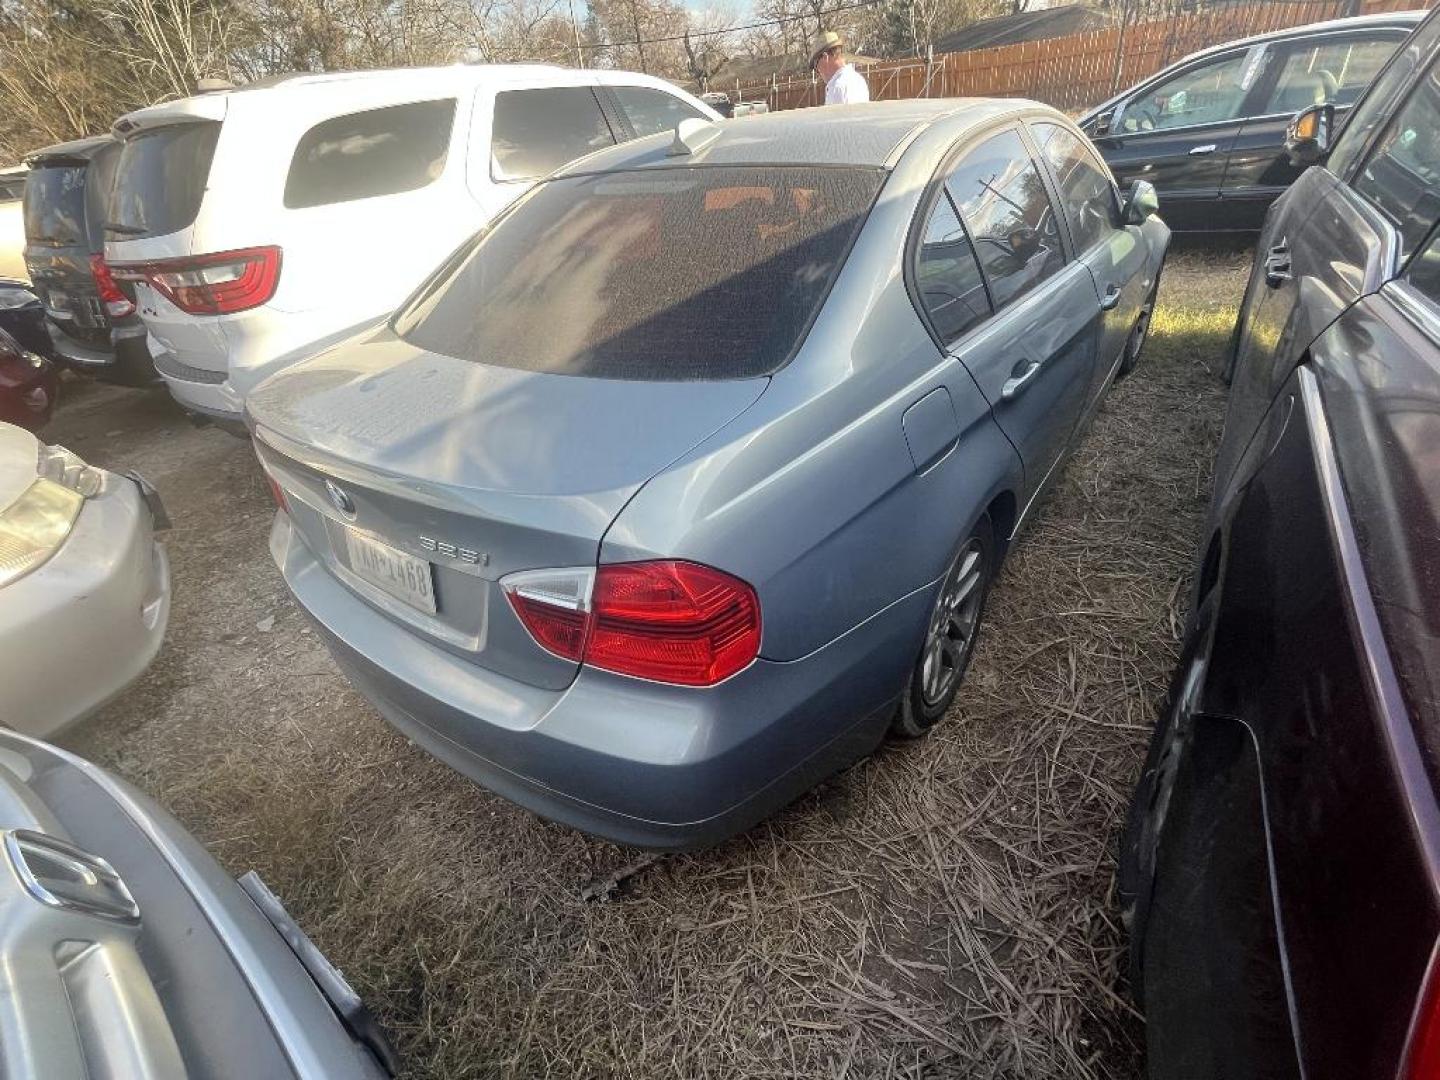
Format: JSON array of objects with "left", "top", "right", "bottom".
[
  {"left": 109, "top": 121, "right": 220, "bottom": 239},
  {"left": 395, "top": 165, "right": 883, "bottom": 381},
  {"left": 285, "top": 99, "right": 457, "bottom": 209},
  {"left": 23, "top": 165, "right": 88, "bottom": 247}
]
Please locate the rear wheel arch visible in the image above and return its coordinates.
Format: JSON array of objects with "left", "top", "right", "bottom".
[{"left": 985, "top": 489, "right": 1017, "bottom": 557}]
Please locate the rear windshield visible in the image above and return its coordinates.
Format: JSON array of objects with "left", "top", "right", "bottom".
[
  {"left": 109, "top": 121, "right": 220, "bottom": 238},
  {"left": 23, "top": 165, "right": 88, "bottom": 247},
  {"left": 394, "top": 165, "right": 884, "bottom": 381}
]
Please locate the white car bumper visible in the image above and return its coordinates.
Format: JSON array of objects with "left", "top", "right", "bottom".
[{"left": 0, "top": 475, "right": 171, "bottom": 737}]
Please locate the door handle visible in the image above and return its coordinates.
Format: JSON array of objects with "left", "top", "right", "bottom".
[
  {"left": 1100, "top": 283, "right": 1123, "bottom": 311},
  {"left": 1001, "top": 360, "right": 1042, "bottom": 401},
  {"left": 1189, "top": 143, "right": 1218, "bottom": 155},
  {"left": 1264, "top": 241, "right": 1292, "bottom": 288}
]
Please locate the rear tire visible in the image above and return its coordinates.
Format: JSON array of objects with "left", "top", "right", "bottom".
[{"left": 892, "top": 515, "right": 996, "bottom": 738}]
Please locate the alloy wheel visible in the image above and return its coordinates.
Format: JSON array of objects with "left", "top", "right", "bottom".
[{"left": 920, "top": 539, "right": 986, "bottom": 707}]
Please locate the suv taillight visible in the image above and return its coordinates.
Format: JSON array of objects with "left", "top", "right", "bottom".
[
  {"left": 88, "top": 255, "right": 135, "bottom": 318},
  {"left": 503, "top": 560, "right": 761, "bottom": 686},
  {"left": 112, "top": 246, "right": 281, "bottom": 316}
]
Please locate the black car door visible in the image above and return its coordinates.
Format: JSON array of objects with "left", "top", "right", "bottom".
[
  {"left": 1093, "top": 42, "right": 1273, "bottom": 232},
  {"left": 1220, "top": 28, "right": 1411, "bottom": 231}
]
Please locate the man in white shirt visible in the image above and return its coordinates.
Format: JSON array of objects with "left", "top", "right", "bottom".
[{"left": 811, "top": 31, "right": 870, "bottom": 105}]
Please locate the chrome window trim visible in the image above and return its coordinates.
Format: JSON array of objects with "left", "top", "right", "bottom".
[{"left": 1386, "top": 278, "right": 1440, "bottom": 342}]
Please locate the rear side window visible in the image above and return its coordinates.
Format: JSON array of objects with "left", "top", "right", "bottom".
[
  {"left": 1263, "top": 34, "right": 1403, "bottom": 114},
  {"left": 491, "top": 88, "right": 615, "bottom": 181},
  {"left": 0, "top": 176, "right": 24, "bottom": 202},
  {"left": 285, "top": 99, "right": 456, "bottom": 210},
  {"left": 611, "top": 86, "right": 707, "bottom": 139},
  {"left": 914, "top": 193, "right": 989, "bottom": 344},
  {"left": 23, "top": 165, "right": 88, "bottom": 246},
  {"left": 395, "top": 165, "right": 883, "bottom": 381},
  {"left": 1352, "top": 62, "right": 1440, "bottom": 258},
  {"left": 109, "top": 122, "right": 220, "bottom": 238},
  {"left": 1032, "top": 122, "right": 1119, "bottom": 253},
  {"left": 945, "top": 129, "right": 1065, "bottom": 311}
]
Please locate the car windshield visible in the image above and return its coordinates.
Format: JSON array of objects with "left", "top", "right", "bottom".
[
  {"left": 23, "top": 164, "right": 88, "bottom": 247},
  {"left": 394, "top": 165, "right": 885, "bottom": 381}
]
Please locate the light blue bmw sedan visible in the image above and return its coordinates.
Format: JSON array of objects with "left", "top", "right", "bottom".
[{"left": 247, "top": 100, "right": 1168, "bottom": 849}]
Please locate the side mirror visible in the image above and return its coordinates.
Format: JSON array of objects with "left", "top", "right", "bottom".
[
  {"left": 1091, "top": 110, "right": 1114, "bottom": 137},
  {"left": 1285, "top": 102, "right": 1335, "bottom": 167},
  {"left": 1123, "top": 179, "right": 1159, "bottom": 225}
]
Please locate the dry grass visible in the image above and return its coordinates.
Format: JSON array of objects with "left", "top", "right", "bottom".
[{"left": 60, "top": 245, "right": 1248, "bottom": 1079}]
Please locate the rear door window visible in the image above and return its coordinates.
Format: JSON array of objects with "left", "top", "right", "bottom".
[
  {"left": 285, "top": 99, "right": 456, "bottom": 209},
  {"left": 913, "top": 193, "right": 989, "bottom": 344},
  {"left": 395, "top": 165, "right": 883, "bottom": 380},
  {"left": 109, "top": 121, "right": 220, "bottom": 238},
  {"left": 0, "top": 175, "right": 25, "bottom": 202},
  {"left": 1262, "top": 33, "right": 1405, "bottom": 114},
  {"left": 23, "top": 165, "right": 88, "bottom": 247},
  {"left": 1351, "top": 61, "right": 1440, "bottom": 258},
  {"left": 1031, "top": 122, "right": 1120, "bottom": 253},
  {"left": 610, "top": 86, "right": 708, "bottom": 139},
  {"left": 945, "top": 128, "right": 1066, "bottom": 311},
  {"left": 491, "top": 87, "right": 616, "bottom": 181}
]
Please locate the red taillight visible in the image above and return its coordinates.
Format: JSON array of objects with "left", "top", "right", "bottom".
[
  {"left": 504, "top": 560, "right": 761, "bottom": 686},
  {"left": 508, "top": 594, "right": 588, "bottom": 661},
  {"left": 1407, "top": 945, "right": 1440, "bottom": 1079},
  {"left": 111, "top": 246, "right": 281, "bottom": 316},
  {"left": 89, "top": 255, "right": 135, "bottom": 318}
]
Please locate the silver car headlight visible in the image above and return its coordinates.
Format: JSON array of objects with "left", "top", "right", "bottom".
[{"left": 0, "top": 479, "right": 84, "bottom": 588}]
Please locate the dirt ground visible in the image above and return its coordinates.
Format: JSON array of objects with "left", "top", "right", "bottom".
[{"left": 54, "top": 246, "right": 1247, "bottom": 1079}]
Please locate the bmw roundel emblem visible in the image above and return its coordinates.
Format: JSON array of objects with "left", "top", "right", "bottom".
[{"left": 324, "top": 479, "right": 356, "bottom": 519}]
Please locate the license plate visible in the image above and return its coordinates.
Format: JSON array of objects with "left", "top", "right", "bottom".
[{"left": 344, "top": 528, "right": 436, "bottom": 613}]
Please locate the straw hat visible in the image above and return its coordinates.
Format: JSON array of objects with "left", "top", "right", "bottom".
[{"left": 810, "top": 30, "right": 844, "bottom": 69}]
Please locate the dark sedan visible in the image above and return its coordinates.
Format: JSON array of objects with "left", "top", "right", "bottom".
[
  {"left": 1122, "top": 8, "right": 1440, "bottom": 1078},
  {"left": 1079, "top": 11, "right": 1422, "bottom": 232}
]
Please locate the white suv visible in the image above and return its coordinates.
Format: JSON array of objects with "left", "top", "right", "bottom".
[{"left": 105, "top": 65, "right": 718, "bottom": 425}]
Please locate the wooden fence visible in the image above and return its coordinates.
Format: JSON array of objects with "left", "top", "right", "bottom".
[{"left": 732, "top": 0, "right": 1431, "bottom": 112}]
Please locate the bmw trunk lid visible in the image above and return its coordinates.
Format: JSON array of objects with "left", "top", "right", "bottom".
[{"left": 248, "top": 327, "right": 766, "bottom": 690}]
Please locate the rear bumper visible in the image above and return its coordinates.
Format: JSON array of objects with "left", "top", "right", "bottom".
[
  {"left": 47, "top": 319, "right": 157, "bottom": 385},
  {"left": 0, "top": 475, "right": 170, "bottom": 736},
  {"left": 153, "top": 346, "right": 244, "bottom": 423},
  {"left": 271, "top": 512, "right": 925, "bottom": 850}
]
